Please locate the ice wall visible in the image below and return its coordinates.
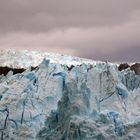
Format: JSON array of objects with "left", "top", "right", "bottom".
[{"left": 0, "top": 55, "right": 140, "bottom": 140}]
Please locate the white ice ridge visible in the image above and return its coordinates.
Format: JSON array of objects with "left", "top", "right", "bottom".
[
  {"left": 0, "top": 49, "right": 140, "bottom": 140},
  {"left": 0, "top": 49, "right": 103, "bottom": 68}
]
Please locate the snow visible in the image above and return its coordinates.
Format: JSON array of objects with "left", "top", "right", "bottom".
[{"left": 0, "top": 49, "right": 98, "bottom": 68}]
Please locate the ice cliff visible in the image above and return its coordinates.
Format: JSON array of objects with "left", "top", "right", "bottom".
[{"left": 0, "top": 50, "right": 140, "bottom": 140}]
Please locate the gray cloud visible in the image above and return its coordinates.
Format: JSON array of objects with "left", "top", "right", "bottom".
[
  {"left": 0, "top": 0, "right": 140, "bottom": 61},
  {"left": 0, "top": 0, "right": 140, "bottom": 33}
]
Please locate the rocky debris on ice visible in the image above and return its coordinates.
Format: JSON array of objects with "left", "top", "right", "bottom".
[
  {"left": 0, "top": 50, "right": 140, "bottom": 140},
  {"left": 118, "top": 63, "right": 140, "bottom": 75},
  {"left": 118, "top": 63, "right": 130, "bottom": 71},
  {"left": 130, "top": 63, "right": 140, "bottom": 75}
]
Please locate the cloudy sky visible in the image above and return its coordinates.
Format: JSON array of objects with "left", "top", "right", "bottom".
[{"left": 0, "top": 0, "right": 140, "bottom": 61}]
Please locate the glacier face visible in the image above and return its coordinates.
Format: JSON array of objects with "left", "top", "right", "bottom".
[{"left": 0, "top": 52, "right": 140, "bottom": 140}]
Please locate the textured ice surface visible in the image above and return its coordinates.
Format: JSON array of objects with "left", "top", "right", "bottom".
[
  {"left": 0, "top": 50, "right": 97, "bottom": 68},
  {"left": 0, "top": 50, "right": 140, "bottom": 140}
]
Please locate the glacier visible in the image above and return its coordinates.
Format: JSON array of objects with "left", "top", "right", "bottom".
[{"left": 0, "top": 50, "right": 140, "bottom": 140}]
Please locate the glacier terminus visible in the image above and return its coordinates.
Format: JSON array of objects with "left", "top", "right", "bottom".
[{"left": 0, "top": 50, "right": 140, "bottom": 140}]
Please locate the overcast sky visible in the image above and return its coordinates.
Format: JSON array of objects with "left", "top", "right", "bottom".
[{"left": 0, "top": 0, "right": 140, "bottom": 61}]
